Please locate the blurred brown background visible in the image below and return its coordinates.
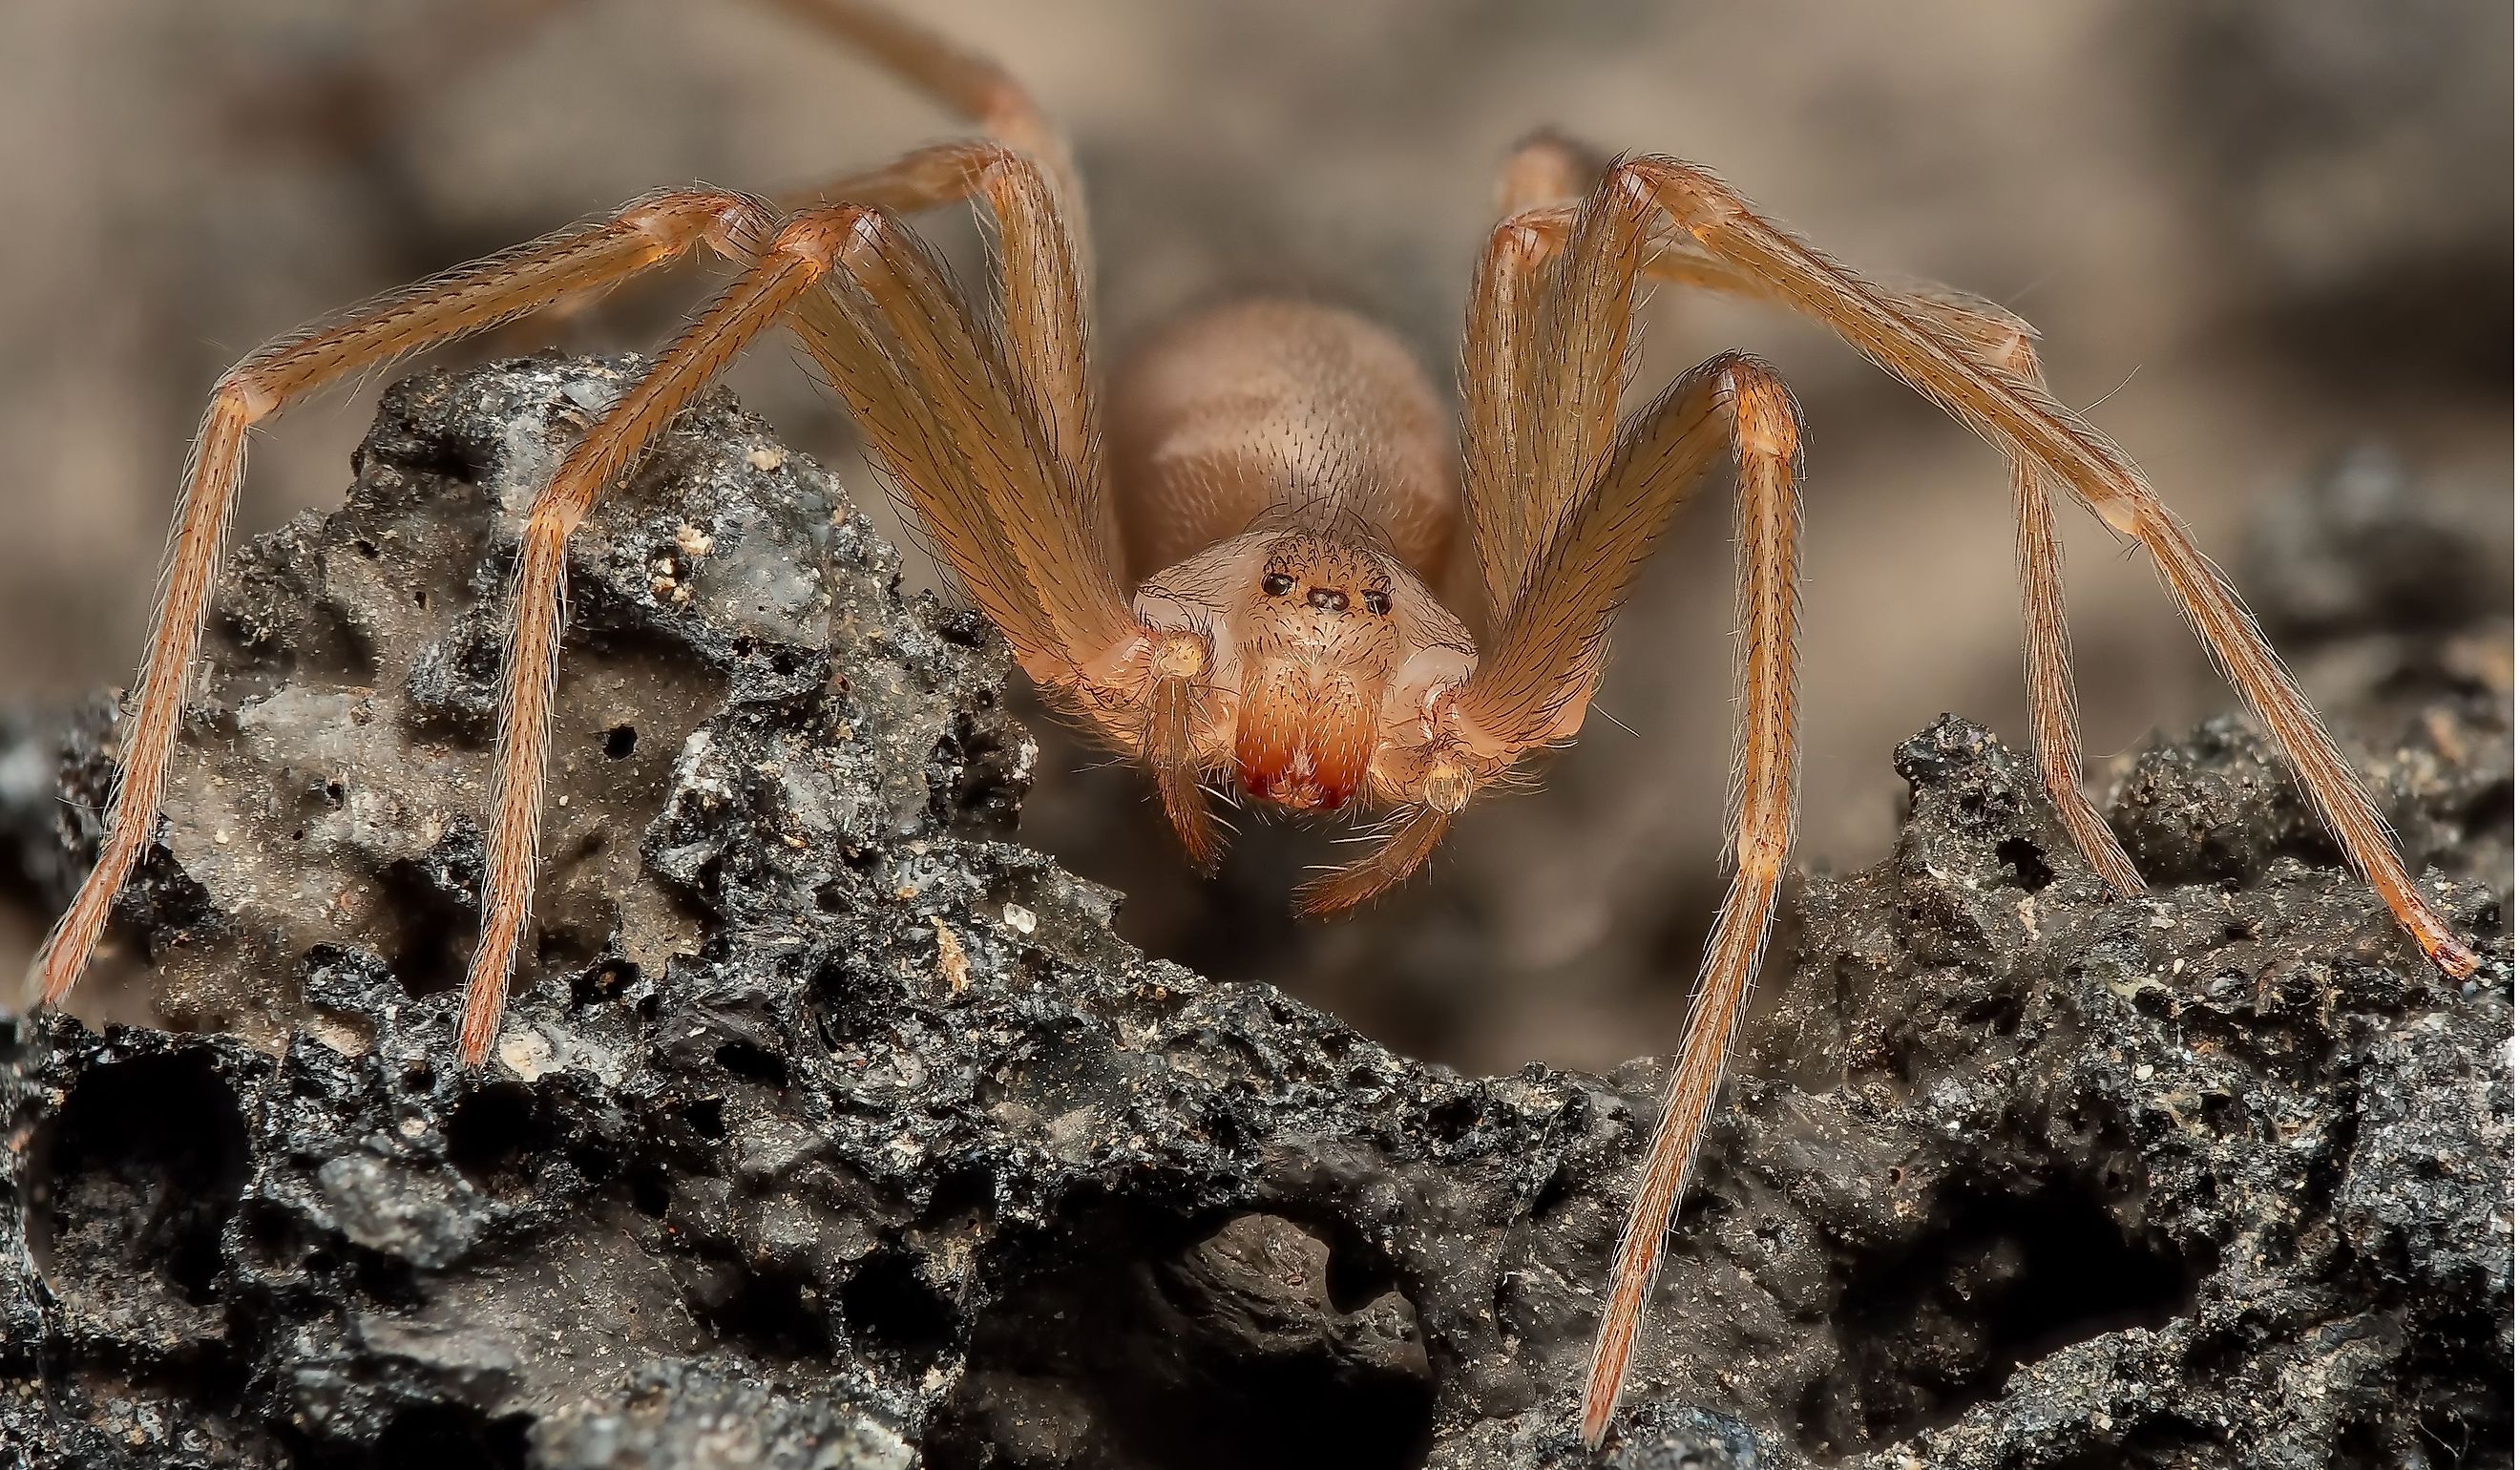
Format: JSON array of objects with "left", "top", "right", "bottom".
[{"left": 1, "top": 0, "right": 2509, "bottom": 1075}]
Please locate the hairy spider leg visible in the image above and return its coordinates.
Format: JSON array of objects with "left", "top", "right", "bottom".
[
  {"left": 756, "top": 0, "right": 1086, "bottom": 223},
  {"left": 1482, "top": 151, "right": 2487, "bottom": 1447},
  {"left": 779, "top": 142, "right": 1105, "bottom": 523},
  {"left": 1295, "top": 168, "right": 1613, "bottom": 908},
  {"left": 459, "top": 210, "right": 844, "bottom": 1066},
  {"left": 1622, "top": 155, "right": 2475, "bottom": 980},
  {"left": 1274, "top": 222, "right": 1551, "bottom": 907},
  {"left": 762, "top": 4, "right": 1229, "bottom": 850},
  {"left": 1286, "top": 156, "right": 1586, "bottom": 911},
  {"left": 32, "top": 0, "right": 1158, "bottom": 1038},
  {"left": 1585, "top": 359, "right": 1802, "bottom": 1449},
  {"left": 462, "top": 140, "right": 1186, "bottom": 1064},
  {"left": 788, "top": 165, "right": 1223, "bottom": 858},
  {"left": 1492, "top": 129, "right": 1600, "bottom": 220},
  {"left": 1645, "top": 244, "right": 2147, "bottom": 893},
  {"left": 1308, "top": 166, "right": 1818, "bottom": 1441},
  {"left": 25, "top": 188, "right": 778, "bottom": 1013}
]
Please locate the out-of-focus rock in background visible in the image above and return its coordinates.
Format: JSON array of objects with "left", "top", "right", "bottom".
[
  {"left": 0, "top": 0, "right": 2508, "bottom": 1078},
  {"left": 0, "top": 357, "right": 2507, "bottom": 1468}
]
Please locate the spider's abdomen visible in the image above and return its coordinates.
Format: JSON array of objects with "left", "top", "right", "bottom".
[{"left": 1107, "top": 298, "right": 1457, "bottom": 584}]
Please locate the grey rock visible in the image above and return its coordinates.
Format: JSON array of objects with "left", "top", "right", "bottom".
[{"left": 0, "top": 356, "right": 2507, "bottom": 1469}]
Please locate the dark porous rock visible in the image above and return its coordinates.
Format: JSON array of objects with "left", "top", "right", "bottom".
[{"left": 1, "top": 357, "right": 2508, "bottom": 1469}]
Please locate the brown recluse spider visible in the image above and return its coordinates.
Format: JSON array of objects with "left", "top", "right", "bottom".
[{"left": 23, "top": 0, "right": 2480, "bottom": 1448}]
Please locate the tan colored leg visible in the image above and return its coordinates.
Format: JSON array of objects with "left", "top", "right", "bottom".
[
  {"left": 753, "top": 0, "right": 1084, "bottom": 225},
  {"left": 1293, "top": 805, "right": 1454, "bottom": 916},
  {"left": 1432, "top": 145, "right": 2475, "bottom": 1442},
  {"left": 761, "top": 0, "right": 1100, "bottom": 491},
  {"left": 1868, "top": 286, "right": 2146, "bottom": 894},
  {"left": 801, "top": 204, "right": 1133, "bottom": 681},
  {"left": 1460, "top": 209, "right": 1563, "bottom": 621},
  {"left": 1320, "top": 159, "right": 1705, "bottom": 910},
  {"left": 1455, "top": 175, "right": 1680, "bottom": 751},
  {"left": 1583, "top": 357, "right": 1803, "bottom": 1449},
  {"left": 1492, "top": 129, "right": 1597, "bottom": 218},
  {"left": 1654, "top": 244, "right": 2147, "bottom": 893},
  {"left": 457, "top": 205, "right": 858, "bottom": 1063},
  {"left": 2012, "top": 455, "right": 2148, "bottom": 896},
  {"left": 27, "top": 189, "right": 773, "bottom": 1012},
  {"left": 463, "top": 158, "right": 1186, "bottom": 1061},
  {"left": 792, "top": 209, "right": 1217, "bottom": 857},
  {"left": 1443, "top": 134, "right": 1591, "bottom": 624},
  {"left": 1627, "top": 157, "right": 2471, "bottom": 977},
  {"left": 777, "top": 139, "right": 1108, "bottom": 538}
]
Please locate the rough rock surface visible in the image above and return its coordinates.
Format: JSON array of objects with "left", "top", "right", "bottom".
[{"left": 0, "top": 357, "right": 2508, "bottom": 1469}]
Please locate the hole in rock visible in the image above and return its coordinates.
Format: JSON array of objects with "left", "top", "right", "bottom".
[
  {"left": 370, "top": 1403, "right": 529, "bottom": 1470},
  {"left": 1803, "top": 1185, "right": 2197, "bottom": 1455},
  {"left": 1995, "top": 837, "right": 2054, "bottom": 892},
  {"left": 809, "top": 956, "right": 904, "bottom": 1055},
  {"left": 376, "top": 857, "right": 472, "bottom": 998},
  {"left": 934, "top": 1205, "right": 1434, "bottom": 1470},
  {"left": 677, "top": 1096, "right": 727, "bottom": 1142},
  {"left": 628, "top": 1162, "right": 675, "bottom": 1219},
  {"left": 711, "top": 1267, "right": 832, "bottom": 1358},
  {"left": 445, "top": 1082, "right": 552, "bottom": 1195},
  {"left": 565, "top": 1142, "right": 620, "bottom": 1186},
  {"left": 714, "top": 1039, "right": 791, "bottom": 1090},
  {"left": 843, "top": 1250, "right": 961, "bottom": 1372},
  {"left": 354, "top": 1247, "right": 423, "bottom": 1308},
  {"left": 1422, "top": 1095, "right": 1481, "bottom": 1146},
  {"left": 30, "top": 1050, "right": 251, "bottom": 1310},
  {"left": 578, "top": 961, "right": 640, "bottom": 1004}
]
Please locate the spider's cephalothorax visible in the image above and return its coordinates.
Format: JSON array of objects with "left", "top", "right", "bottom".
[
  {"left": 1108, "top": 295, "right": 1479, "bottom": 815},
  {"left": 1132, "top": 522, "right": 1474, "bottom": 813},
  {"left": 25, "top": 0, "right": 2481, "bottom": 1449}
]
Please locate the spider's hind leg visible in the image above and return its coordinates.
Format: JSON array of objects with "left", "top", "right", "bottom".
[
  {"left": 1540, "top": 127, "right": 2147, "bottom": 895},
  {"left": 1887, "top": 287, "right": 2148, "bottom": 896},
  {"left": 1621, "top": 153, "right": 2469, "bottom": 974}
]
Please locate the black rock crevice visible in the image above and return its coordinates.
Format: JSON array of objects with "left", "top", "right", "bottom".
[{"left": 0, "top": 358, "right": 2507, "bottom": 1470}]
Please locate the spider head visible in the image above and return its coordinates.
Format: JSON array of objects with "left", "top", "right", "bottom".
[
  {"left": 1131, "top": 529, "right": 1478, "bottom": 817},
  {"left": 1228, "top": 534, "right": 1399, "bottom": 810}
]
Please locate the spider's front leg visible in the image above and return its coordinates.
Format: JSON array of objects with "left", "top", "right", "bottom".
[
  {"left": 455, "top": 140, "right": 1220, "bottom": 1064},
  {"left": 26, "top": 187, "right": 779, "bottom": 1014},
  {"left": 1306, "top": 192, "right": 1815, "bottom": 1442},
  {"left": 1653, "top": 232, "right": 2150, "bottom": 895},
  {"left": 1445, "top": 340, "right": 1810, "bottom": 1452},
  {"left": 1491, "top": 133, "right": 2147, "bottom": 898}
]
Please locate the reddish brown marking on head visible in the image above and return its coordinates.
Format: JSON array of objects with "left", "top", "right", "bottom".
[
  {"left": 1236, "top": 661, "right": 1376, "bottom": 810},
  {"left": 1230, "top": 534, "right": 1399, "bottom": 811}
]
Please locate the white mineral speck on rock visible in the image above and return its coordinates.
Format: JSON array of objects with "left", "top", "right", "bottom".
[
  {"left": 306, "top": 1018, "right": 370, "bottom": 1058},
  {"left": 500, "top": 1028, "right": 557, "bottom": 1082}
]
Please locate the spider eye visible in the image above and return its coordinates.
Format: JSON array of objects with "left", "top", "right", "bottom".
[
  {"left": 1261, "top": 573, "right": 1295, "bottom": 598},
  {"left": 1362, "top": 589, "right": 1392, "bottom": 616}
]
